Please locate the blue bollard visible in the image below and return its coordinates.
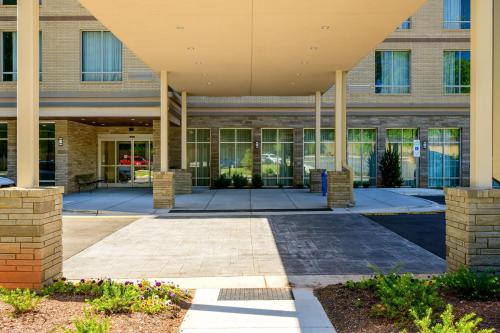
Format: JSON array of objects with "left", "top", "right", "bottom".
[{"left": 321, "top": 170, "right": 327, "bottom": 196}]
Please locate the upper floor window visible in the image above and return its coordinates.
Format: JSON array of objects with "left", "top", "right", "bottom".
[
  {"left": 0, "top": 0, "right": 17, "bottom": 4},
  {"left": 375, "top": 50, "right": 411, "bottom": 94},
  {"left": 398, "top": 18, "right": 411, "bottom": 30},
  {"left": 443, "top": 0, "right": 470, "bottom": 29},
  {"left": 81, "top": 31, "right": 122, "bottom": 82},
  {"left": 444, "top": 50, "right": 470, "bottom": 94},
  {"left": 1, "top": 31, "right": 43, "bottom": 82}
]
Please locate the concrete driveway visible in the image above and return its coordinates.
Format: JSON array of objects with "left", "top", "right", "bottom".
[{"left": 63, "top": 214, "right": 445, "bottom": 284}]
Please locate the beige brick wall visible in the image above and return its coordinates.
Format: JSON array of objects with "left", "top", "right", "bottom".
[{"left": 0, "top": 0, "right": 471, "bottom": 108}]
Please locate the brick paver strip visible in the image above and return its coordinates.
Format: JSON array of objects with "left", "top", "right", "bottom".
[{"left": 217, "top": 288, "right": 294, "bottom": 301}]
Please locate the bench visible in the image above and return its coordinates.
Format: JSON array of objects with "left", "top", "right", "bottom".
[{"left": 75, "top": 174, "right": 104, "bottom": 192}]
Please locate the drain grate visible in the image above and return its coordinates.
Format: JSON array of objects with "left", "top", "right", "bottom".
[{"left": 218, "top": 288, "right": 294, "bottom": 301}]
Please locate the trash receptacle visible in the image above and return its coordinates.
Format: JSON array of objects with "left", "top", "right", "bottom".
[{"left": 321, "top": 170, "right": 327, "bottom": 196}]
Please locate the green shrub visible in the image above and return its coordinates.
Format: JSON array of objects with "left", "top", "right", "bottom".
[
  {"left": 435, "top": 266, "right": 500, "bottom": 300},
  {"left": 0, "top": 288, "right": 42, "bottom": 315},
  {"left": 64, "top": 309, "right": 110, "bottom": 333},
  {"left": 252, "top": 173, "right": 263, "bottom": 188},
  {"left": 402, "top": 304, "right": 495, "bottom": 333},
  {"left": 372, "top": 273, "right": 443, "bottom": 321},
  {"left": 380, "top": 145, "right": 403, "bottom": 188},
  {"left": 213, "top": 174, "right": 231, "bottom": 189},
  {"left": 353, "top": 181, "right": 361, "bottom": 188},
  {"left": 232, "top": 174, "right": 248, "bottom": 188},
  {"left": 362, "top": 181, "right": 370, "bottom": 188},
  {"left": 88, "top": 282, "right": 140, "bottom": 314}
]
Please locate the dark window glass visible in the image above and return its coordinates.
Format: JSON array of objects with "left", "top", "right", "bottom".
[
  {"left": 2, "top": 32, "right": 15, "bottom": 81},
  {"left": 39, "top": 123, "right": 55, "bottom": 139},
  {"left": 2, "top": 0, "right": 17, "bottom": 5},
  {"left": 0, "top": 123, "right": 7, "bottom": 175}
]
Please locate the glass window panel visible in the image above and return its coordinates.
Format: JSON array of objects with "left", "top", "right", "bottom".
[
  {"left": 39, "top": 123, "right": 55, "bottom": 139},
  {"left": 220, "top": 142, "right": 235, "bottom": 177},
  {"left": 101, "top": 141, "right": 115, "bottom": 165},
  {"left": 428, "top": 128, "right": 461, "bottom": 188},
  {"left": 187, "top": 129, "right": 196, "bottom": 142},
  {"left": 82, "top": 31, "right": 122, "bottom": 82},
  {"left": 362, "top": 129, "right": 377, "bottom": 142},
  {"left": 220, "top": 129, "right": 235, "bottom": 142},
  {"left": 39, "top": 140, "right": 55, "bottom": 183},
  {"left": 0, "top": 123, "right": 6, "bottom": 139},
  {"left": 386, "top": 129, "right": 401, "bottom": 142},
  {"left": 262, "top": 143, "right": 278, "bottom": 177},
  {"left": 304, "top": 129, "right": 315, "bottom": 142},
  {"left": 236, "top": 129, "right": 252, "bottom": 142},
  {"left": 117, "top": 166, "right": 132, "bottom": 183},
  {"left": 444, "top": 0, "right": 470, "bottom": 29},
  {"left": 262, "top": 129, "right": 277, "bottom": 142},
  {"left": 375, "top": 50, "right": 410, "bottom": 94},
  {"left": 348, "top": 129, "right": 361, "bottom": 142},
  {"left": 0, "top": 140, "right": 6, "bottom": 175},
  {"left": 197, "top": 129, "right": 211, "bottom": 143},
  {"left": 321, "top": 129, "right": 335, "bottom": 142},
  {"left": 278, "top": 129, "right": 293, "bottom": 142}
]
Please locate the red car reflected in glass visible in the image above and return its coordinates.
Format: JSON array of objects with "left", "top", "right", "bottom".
[{"left": 119, "top": 156, "right": 149, "bottom": 166}]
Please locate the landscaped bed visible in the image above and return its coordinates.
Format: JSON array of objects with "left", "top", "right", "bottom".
[
  {"left": 315, "top": 267, "right": 499, "bottom": 333},
  {"left": 0, "top": 279, "right": 192, "bottom": 333}
]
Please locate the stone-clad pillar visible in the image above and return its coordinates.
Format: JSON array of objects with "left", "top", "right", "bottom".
[
  {"left": 445, "top": 188, "right": 500, "bottom": 273},
  {"left": 0, "top": 187, "right": 64, "bottom": 289},
  {"left": 152, "top": 172, "right": 175, "bottom": 209},
  {"left": 327, "top": 169, "right": 353, "bottom": 208}
]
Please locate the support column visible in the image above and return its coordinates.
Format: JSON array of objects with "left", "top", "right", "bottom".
[
  {"left": 17, "top": 0, "right": 39, "bottom": 188},
  {"left": 335, "top": 71, "right": 347, "bottom": 172},
  {"left": 444, "top": 0, "right": 500, "bottom": 273},
  {"left": 327, "top": 70, "right": 353, "bottom": 208},
  {"left": 310, "top": 91, "right": 324, "bottom": 193},
  {"left": 160, "top": 71, "right": 169, "bottom": 172},
  {"left": 153, "top": 71, "right": 175, "bottom": 208},
  {"left": 470, "top": 0, "right": 493, "bottom": 188},
  {"left": 174, "top": 91, "right": 192, "bottom": 194},
  {"left": 181, "top": 91, "right": 188, "bottom": 170}
]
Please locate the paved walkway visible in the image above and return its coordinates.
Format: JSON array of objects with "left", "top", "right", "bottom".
[
  {"left": 63, "top": 214, "right": 445, "bottom": 284},
  {"left": 180, "top": 288, "right": 335, "bottom": 333},
  {"left": 63, "top": 187, "right": 444, "bottom": 215}
]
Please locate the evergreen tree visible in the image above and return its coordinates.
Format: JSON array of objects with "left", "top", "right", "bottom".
[{"left": 379, "top": 145, "right": 403, "bottom": 187}]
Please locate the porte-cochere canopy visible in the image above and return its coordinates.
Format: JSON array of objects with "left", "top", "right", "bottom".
[{"left": 79, "top": 0, "right": 426, "bottom": 96}]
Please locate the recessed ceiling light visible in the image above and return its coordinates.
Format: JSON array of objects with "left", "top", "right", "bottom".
[
  {"left": 187, "top": 47, "right": 195, "bottom": 51},
  {"left": 176, "top": 26, "right": 184, "bottom": 30},
  {"left": 300, "top": 60, "right": 309, "bottom": 65},
  {"left": 296, "top": 73, "right": 302, "bottom": 77},
  {"left": 207, "top": 82, "right": 212, "bottom": 85},
  {"left": 202, "top": 73, "right": 208, "bottom": 77},
  {"left": 195, "top": 61, "right": 203, "bottom": 65},
  {"left": 101, "top": 124, "right": 105, "bottom": 126},
  {"left": 81, "top": 118, "right": 86, "bottom": 120},
  {"left": 131, "top": 118, "right": 135, "bottom": 121},
  {"left": 92, "top": 121, "right": 96, "bottom": 124},
  {"left": 309, "top": 46, "right": 319, "bottom": 51},
  {"left": 321, "top": 25, "right": 331, "bottom": 30},
  {"left": 290, "top": 82, "right": 296, "bottom": 85}
]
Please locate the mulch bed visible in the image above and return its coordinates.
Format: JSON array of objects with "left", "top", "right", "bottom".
[
  {"left": 0, "top": 294, "right": 191, "bottom": 333},
  {"left": 315, "top": 284, "right": 500, "bottom": 333}
]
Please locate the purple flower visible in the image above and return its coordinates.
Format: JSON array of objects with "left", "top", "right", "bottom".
[
  {"left": 155, "top": 281, "right": 162, "bottom": 287},
  {"left": 138, "top": 283, "right": 143, "bottom": 288},
  {"left": 139, "top": 295, "right": 145, "bottom": 300}
]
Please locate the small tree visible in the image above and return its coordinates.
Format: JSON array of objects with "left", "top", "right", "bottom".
[{"left": 379, "top": 145, "right": 403, "bottom": 188}]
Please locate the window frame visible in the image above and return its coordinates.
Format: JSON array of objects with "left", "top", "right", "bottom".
[
  {"left": 347, "top": 128, "right": 378, "bottom": 185},
  {"left": 302, "top": 128, "right": 336, "bottom": 185},
  {"left": 187, "top": 128, "right": 211, "bottom": 186},
  {"left": 397, "top": 17, "right": 412, "bottom": 30},
  {"left": 39, "top": 121, "right": 56, "bottom": 186},
  {"left": 427, "top": 127, "right": 462, "bottom": 188},
  {"left": 443, "top": 0, "right": 471, "bottom": 30},
  {"left": 0, "top": 122, "right": 7, "bottom": 177},
  {"left": 80, "top": 30, "right": 123, "bottom": 83},
  {"left": 218, "top": 128, "right": 253, "bottom": 179},
  {"left": 0, "top": 31, "right": 43, "bottom": 82},
  {"left": 443, "top": 50, "right": 470, "bottom": 95},
  {"left": 374, "top": 50, "right": 412, "bottom": 95},
  {"left": 261, "top": 128, "right": 294, "bottom": 186},
  {"left": 385, "top": 128, "right": 420, "bottom": 187}
]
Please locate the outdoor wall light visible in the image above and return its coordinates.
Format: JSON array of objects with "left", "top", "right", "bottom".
[
  {"left": 255, "top": 141, "right": 260, "bottom": 149},
  {"left": 58, "top": 137, "right": 64, "bottom": 146}
]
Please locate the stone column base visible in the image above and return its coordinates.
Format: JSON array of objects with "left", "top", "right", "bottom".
[
  {"left": 309, "top": 169, "right": 325, "bottom": 193},
  {"left": 174, "top": 169, "right": 193, "bottom": 194},
  {"left": 153, "top": 171, "right": 175, "bottom": 209},
  {"left": 0, "top": 187, "right": 64, "bottom": 289},
  {"left": 327, "top": 169, "right": 354, "bottom": 209},
  {"left": 445, "top": 188, "right": 500, "bottom": 273}
]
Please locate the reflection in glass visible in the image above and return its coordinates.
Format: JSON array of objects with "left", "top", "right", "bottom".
[
  {"left": 187, "top": 129, "right": 211, "bottom": 186},
  {"left": 0, "top": 123, "right": 6, "bottom": 176},
  {"left": 347, "top": 129, "right": 377, "bottom": 185},
  {"left": 261, "top": 129, "right": 294, "bottom": 186},
  {"left": 39, "top": 123, "right": 55, "bottom": 186},
  {"left": 303, "top": 129, "right": 335, "bottom": 186},
  {"left": 428, "top": 128, "right": 461, "bottom": 188},
  {"left": 386, "top": 128, "right": 419, "bottom": 187},
  {"left": 220, "top": 129, "right": 252, "bottom": 178}
]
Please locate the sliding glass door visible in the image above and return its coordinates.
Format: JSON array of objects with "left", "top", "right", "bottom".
[
  {"left": 386, "top": 128, "right": 419, "bottom": 187},
  {"left": 348, "top": 128, "right": 377, "bottom": 186},
  {"left": 303, "top": 128, "right": 335, "bottom": 186},
  {"left": 261, "top": 129, "right": 294, "bottom": 186},
  {"left": 99, "top": 135, "right": 153, "bottom": 187}
]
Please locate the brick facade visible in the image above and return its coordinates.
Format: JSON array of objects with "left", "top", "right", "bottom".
[
  {"left": 445, "top": 188, "right": 500, "bottom": 274},
  {"left": 0, "top": 187, "right": 64, "bottom": 289}
]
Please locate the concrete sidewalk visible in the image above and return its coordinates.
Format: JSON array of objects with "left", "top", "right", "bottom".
[
  {"left": 180, "top": 288, "right": 335, "bottom": 333},
  {"left": 63, "top": 187, "right": 443, "bottom": 215}
]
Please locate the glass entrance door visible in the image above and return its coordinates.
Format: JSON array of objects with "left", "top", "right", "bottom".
[{"left": 99, "top": 135, "right": 153, "bottom": 187}]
